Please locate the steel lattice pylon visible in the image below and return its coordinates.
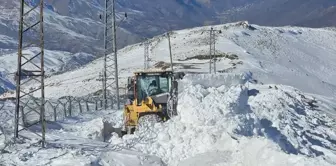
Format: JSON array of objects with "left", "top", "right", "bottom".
[
  {"left": 15, "top": 0, "right": 46, "bottom": 147},
  {"left": 144, "top": 40, "right": 150, "bottom": 69},
  {"left": 209, "top": 28, "right": 215, "bottom": 73},
  {"left": 103, "top": 0, "right": 120, "bottom": 109},
  {"left": 207, "top": 27, "right": 221, "bottom": 74}
]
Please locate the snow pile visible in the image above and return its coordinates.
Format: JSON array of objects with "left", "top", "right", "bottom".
[
  {"left": 60, "top": 117, "right": 105, "bottom": 141},
  {"left": 2, "top": 147, "right": 92, "bottom": 166},
  {"left": 177, "top": 74, "right": 259, "bottom": 135},
  {"left": 177, "top": 137, "right": 330, "bottom": 166},
  {"left": 249, "top": 85, "right": 336, "bottom": 159},
  {"left": 180, "top": 73, "right": 248, "bottom": 88},
  {"left": 46, "top": 110, "right": 124, "bottom": 142},
  {"left": 114, "top": 73, "right": 336, "bottom": 166},
  {"left": 99, "top": 150, "right": 165, "bottom": 166},
  {"left": 0, "top": 107, "right": 164, "bottom": 166}
]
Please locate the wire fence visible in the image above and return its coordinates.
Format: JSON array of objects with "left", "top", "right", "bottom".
[
  {"left": 0, "top": 102, "right": 4, "bottom": 112},
  {"left": 0, "top": 94, "right": 178, "bottom": 158},
  {"left": 0, "top": 95, "right": 160, "bottom": 153},
  {"left": 0, "top": 100, "right": 12, "bottom": 153},
  {"left": 0, "top": 94, "right": 125, "bottom": 129},
  {"left": 34, "top": 96, "right": 122, "bottom": 124}
]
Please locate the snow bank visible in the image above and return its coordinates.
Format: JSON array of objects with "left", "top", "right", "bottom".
[
  {"left": 117, "top": 73, "right": 336, "bottom": 166},
  {"left": 0, "top": 143, "right": 92, "bottom": 165},
  {"left": 248, "top": 84, "right": 336, "bottom": 159},
  {"left": 49, "top": 110, "right": 124, "bottom": 142},
  {"left": 180, "top": 73, "right": 248, "bottom": 88},
  {"left": 99, "top": 150, "right": 165, "bottom": 166},
  {"left": 177, "top": 137, "right": 332, "bottom": 166},
  {"left": 178, "top": 74, "right": 259, "bottom": 135},
  {"left": 0, "top": 108, "right": 164, "bottom": 166}
]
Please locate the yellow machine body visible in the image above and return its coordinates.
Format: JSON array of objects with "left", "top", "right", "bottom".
[
  {"left": 123, "top": 97, "right": 163, "bottom": 128},
  {"left": 122, "top": 69, "right": 177, "bottom": 134}
]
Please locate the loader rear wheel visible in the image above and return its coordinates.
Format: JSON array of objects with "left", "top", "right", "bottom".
[{"left": 137, "top": 114, "right": 162, "bottom": 131}]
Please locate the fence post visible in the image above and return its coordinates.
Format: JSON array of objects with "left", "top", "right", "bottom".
[
  {"left": 86, "top": 100, "right": 89, "bottom": 112},
  {"left": 20, "top": 106, "right": 26, "bottom": 127},
  {"left": 68, "top": 97, "right": 72, "bottom": 116},
  {"left": 95, "top": 100, "right": 98, "bottom": 111},
  {"left": 53, "top": 106, "right": 57, "bottom": 121},
  {"left": 63, "top": 103, "right": 67, "bottom": 117},
  {"left": 78, "top": 100, "right": 83, "bottom": 113}
]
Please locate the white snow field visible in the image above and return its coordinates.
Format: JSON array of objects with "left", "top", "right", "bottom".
[{"left": 1, "top": 22, "right": 336, "bottom": 165}]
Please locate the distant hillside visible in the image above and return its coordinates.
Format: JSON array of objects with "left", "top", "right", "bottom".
[
  {"left": 22, "top": 22, "right": 336, "bottom": 99},
  {"left": 24, "top": 0, "right": 336, "bottom": 38},
  {"left": 0, "top": 0, "right": 141, "bottom": 54},
  {"left": 220, "top": 0, "right": 336, "bottom": 28},
  {"left": 1, "top": 0, "right": 334, "bottom": 55}
]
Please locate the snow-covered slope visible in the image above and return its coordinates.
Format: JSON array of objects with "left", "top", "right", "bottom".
[{"left": 30, "top": 22, "right": 336, "bottom": 100}]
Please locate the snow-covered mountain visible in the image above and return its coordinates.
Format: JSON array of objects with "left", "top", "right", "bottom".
[
  {"left": 1, "top": 0, "right": 335, "bottom": 55},
  {"left": 1, "top": 22, "right": 336, "bottom": 165},
  {"left": 13, "top": 0, "right": 336, "bottom": 40},
  {"left": 22, "top": 22, "right": 336, "bottom": 99},
  {"left": 1, "top": 0, "right": 335, "bottom": 95},
  {"left": 218, "top": 0, "right": 336, "bottom": 28},
  {"left": 0, "top": 0, "right": 141, "bottom": 94},
  {"left": 0, "top": 0, "right": 141, "bottom": 54}
]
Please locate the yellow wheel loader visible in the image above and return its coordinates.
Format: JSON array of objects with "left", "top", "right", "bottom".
[{"left": 121, "top": 70, "right": 183, "bottom": 135}]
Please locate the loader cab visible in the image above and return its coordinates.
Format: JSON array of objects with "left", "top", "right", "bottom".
[
  {"left": 126, "top": 77, "right": 135, "bottom": 101},
  {"left": 134, "top": 70, "right": 173, "bottom": 106},
  {"left": 122, "top": 70, "right": 182, "bottom": 135}
]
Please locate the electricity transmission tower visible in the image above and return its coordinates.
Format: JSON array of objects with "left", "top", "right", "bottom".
[
  {"left": 205, "top": 27, "right": 222, "bottom": 74},
  {"left": 102, "top": 0, "right": 122, "bottom": 110},
  {"left": 167, "top": 32, "right": 174, "bottom": 71},
  {"left": 209, "top": 28, "right": 215, "bottom": 73},
  {"left": 15, "top": 0, "right": 46, "bottom": 147},
  {"left": 144, "top": 40, "right": 150, "bottom": 69}
]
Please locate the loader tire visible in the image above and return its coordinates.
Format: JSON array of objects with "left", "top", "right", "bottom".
[{"left": 137, "top": 114, "right": 162, "bottom": 131}]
